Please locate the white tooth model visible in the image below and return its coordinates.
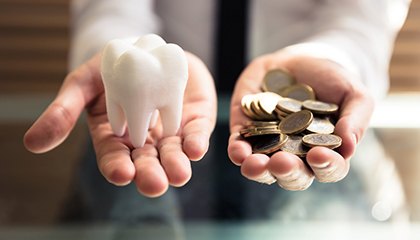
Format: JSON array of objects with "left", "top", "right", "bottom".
[{"left": 101, "top": 34, "right": 188, "bottom": 148}]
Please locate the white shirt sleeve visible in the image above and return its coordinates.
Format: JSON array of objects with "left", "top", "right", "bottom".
[
  {"left": 282, "top": 0, "right": 411, "bottom": 100},
  {"left": 69, "top": 0, "right": 160, "bottom": 70}
]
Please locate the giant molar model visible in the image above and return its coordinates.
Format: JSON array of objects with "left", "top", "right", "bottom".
[{"left": 101, "top": 34, "right": 188, "bottom": 148}]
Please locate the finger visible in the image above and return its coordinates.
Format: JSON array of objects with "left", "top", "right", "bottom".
[
  {"left": 227, "top": 98, "right": 253, "bottom": 166},
  {"left": 23, "top": 101, "right": 80, "bottom": 154},
  {"left": 335, "top": 90, "right": 374, "bottom": 159},
  {"left": 240, "top": 154, "right": 277, "bottom": 184},
  {"left": 229, "top": 54, "right": 289, "bottom": 132},
  {"left": 267, "top": 151, "right": 314, "bottom": 191},
  {"left": 158, "top": 136, "right": 192, "bottom": 187},
  {"left": 181, "top": 53, "right": 217, "bottom": 160},
  {"left": 227, "top": 132, "right": 252, "bottom": 166},
  {"left": 182, "top": 116, "right": 213, "bottom": 161},
  {"left": 132, "top": 144, "right": 169, "bottom": 198},
  {"left": 229, "top": 57, "right": 269, "bottom": 132},
  {"left": 306, "top": 147, "right": 349, "bottom": 183},
  {"left": 88, "top": 115, "right": 136, "bottom": 186},
  {"left": 24, "top": 54, "right": 103, "bottom": 153},
  {"left": 228, "top": 55, "right": 282, "bottom": 165}
]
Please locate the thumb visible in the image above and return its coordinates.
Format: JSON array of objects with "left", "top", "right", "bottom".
[
  {"left": 334, "top": 90, "right": 374, "bottom": 160},
  {"left": 24, "top": 54, "right": 103, "bottom": 153}
]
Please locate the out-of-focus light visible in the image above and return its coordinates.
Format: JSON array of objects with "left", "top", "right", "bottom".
[
  {"left": 370, "top": 92, "right": 420, "bottom": 128},
  {"left": 371, "top": 201, "right": 392, "bottom": 221}
]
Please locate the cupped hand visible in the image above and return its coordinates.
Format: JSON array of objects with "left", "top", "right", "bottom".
[
  {"left": 228, "top": 52, "right": 374, "bottom": 190},
  {"left": 24, "top": 52, "right": 217, "bottom": 197}
]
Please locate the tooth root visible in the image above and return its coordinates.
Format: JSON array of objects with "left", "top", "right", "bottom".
[
  {"left": 159, "top": 102, "right": 182, "bottom": 138},
  {"left": 149, "top": 110, "right": 159, "bottom": 129},
  {"left": 124, "top": 105, "right": 153, "bottom": 148},
  {"left": 106, "top": 98, "right": 126, "bottom": 136}
]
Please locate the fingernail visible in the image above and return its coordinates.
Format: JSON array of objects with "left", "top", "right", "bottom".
[
  {"left": 112, "top": 180, "right": 132, "bottom": 187},
  {"left": 254, "top": 171, "right": 277, "bottom": 185},
  {"left": 277, "top": 169, "right": 314, "bottom": 191},
  {"left": 314, "top": 163, "right": 339, "bottom": 181},
  {"left": 277, "top": 167, "right": 305, "bottom": 181},
  {"left": 311, "top": 161, "right": 330, "bottom": 169}
]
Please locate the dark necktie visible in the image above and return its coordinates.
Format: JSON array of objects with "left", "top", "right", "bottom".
[
  {"left": 214, "top": 0, "right": 249, "bottom": 220},
  {"left": 215, "top": 0, "right": 249, "bottom": 93}
]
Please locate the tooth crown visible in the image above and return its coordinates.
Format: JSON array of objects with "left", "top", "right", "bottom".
[{"left": 101, "top": 34, "right": 188, "bottom": 148}]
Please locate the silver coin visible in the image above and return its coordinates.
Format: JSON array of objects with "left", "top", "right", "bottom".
[{"left": 306, "top": 117, "right": 335, "bottom": 134}]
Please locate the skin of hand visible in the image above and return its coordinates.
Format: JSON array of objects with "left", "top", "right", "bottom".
[
  {"left": 228, "top": 51, "right": 374, "bottom": 190},
  {"left": 24, "top": 52, "right": 217, "bottom": 198}
]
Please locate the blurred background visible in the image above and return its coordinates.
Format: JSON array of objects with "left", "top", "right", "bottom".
[{"left": 0, "top": 0, "right": 420, "bottom": 227}]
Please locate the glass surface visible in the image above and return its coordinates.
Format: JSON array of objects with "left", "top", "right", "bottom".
[
  {"left": 1, "top": 94, "right": 420, "bottom": 240},
  {"left": 0, "top": 221, "right": 419, "bottom": 240}
]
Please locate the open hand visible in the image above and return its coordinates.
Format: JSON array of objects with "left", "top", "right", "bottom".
[
  {"left": 228, "top": 52, "right": 373, "bottom": 190},
  {"left": 24, "top": 52, "right": 217, "bottom": 197}
]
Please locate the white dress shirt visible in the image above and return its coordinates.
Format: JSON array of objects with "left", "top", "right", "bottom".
[
  {"left": 69, "top": 0, "right": 412, "bottom": 221},
  {"left": 70, "top": 0, "right": 410, "bottom": 99}
]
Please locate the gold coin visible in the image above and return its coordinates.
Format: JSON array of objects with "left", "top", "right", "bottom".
[
  {"left": 276, "top": 115, "right": 285, "bottom": 121},
  {"left": 277, "top": 97, "right": 302, "bottom": 114},
  {"left": 274, "top": 108, "right": 289, "bottom": 117},
  {"left": 274, "top": 108, "right": 289, "bottom": 121},
  {"left": 279, "top": 110, "right": 313, "bottom": 134},
  {"left": 251, "top": 98, "right": 267, "bottom": 120},
  {"left": 280, "top": 135, "right": 308, "bottom": 157},
  {"left": 241, "top": 127, "right": 274, "bottom": 137},
  {"left": 241, "top": 94, "right": 253, "bottom": 109},
  {"left": 276, "top": 112, "right": 286, "bottom": 120},
  {"left": 240, "top": 128, "right": 253, "bottom": 137},
  {"left": 270, "top": 111, "right": 279, "bottom": 120},
  {"left": 258, "top": 92, "right": 282, "bottom": 115},
  {"left": 253, "top": 126, "right": 280, "bottom": 132},
  {"left": 241, "top": 94, "right": 256, "bottom": 118},
  {"left": 249, "top": 107, "right": 263, "bottom": 120},
  {"left": 262, "top": 69, "right": 295, "bottom": 94},
  {"left": 254, "top": 94, "right": 278, "bottom": 120},
  {"left": 280, "top": 83, "right": 315, "bottom": 101},
  {"left": 255, "top": 110, "right": 277, "bottom": 121},
  {"left": 241, "top": 76, "right": 343, "bottom": 158},
  {"left": 306, "top": 117, "right": 335, "bottom": 134},
  {"left": 252, "top": 133, "right": 288, "bottom": 154},
  {"left": 245, "top": 120, "right": 280, "bottom": 127},
  {"left": 302, "top": 133, "right": 342, "bottom": 149},
  {"left": 243, "top": 128, "right": 282, "bottom": 138},
  {"left": 302, "top": 100, "right": 338, "bottom": 114}
]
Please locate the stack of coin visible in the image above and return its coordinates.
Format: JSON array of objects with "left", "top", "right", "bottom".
[
  {"left": 240, "top": 68, "right": 342, "bottom": 158},
  {"left": 241, "top": 92, "right": 281, "bottom": 120}
]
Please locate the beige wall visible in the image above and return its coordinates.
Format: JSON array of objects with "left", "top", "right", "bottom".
[
  {"left": 390, "top": 0, "right": 420, "bottom": 92},
  {"left": 0, "top": 0, "right": 83, "bottom": 225}
]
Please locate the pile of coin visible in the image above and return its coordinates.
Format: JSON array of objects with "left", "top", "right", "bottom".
[{"left": 240, "top": 69, "right": 342, "bottom": 158}]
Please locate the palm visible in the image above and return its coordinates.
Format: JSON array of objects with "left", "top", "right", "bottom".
[
  {"left": 228, "top": 53, "right": 373, "bottom": 190},
  {"left": 25, "top": 53, "right": 217, "bottom": 197}
]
